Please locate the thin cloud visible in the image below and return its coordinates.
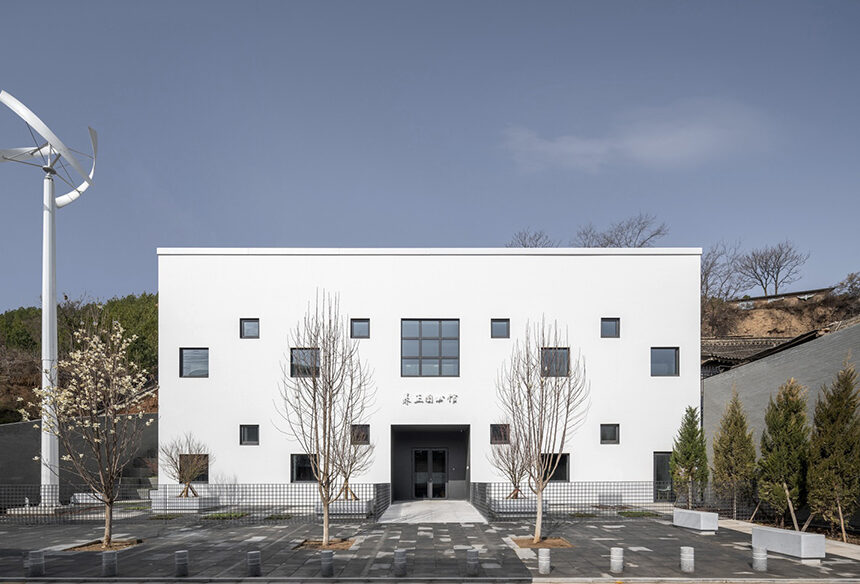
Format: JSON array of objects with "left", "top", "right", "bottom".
[{"left": 503, "top": 98, "right": 771, "bottom": 172}]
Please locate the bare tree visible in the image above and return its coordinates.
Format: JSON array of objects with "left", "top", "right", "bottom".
[
  {"left": 496, "top": 320, "right": 589, "bottom": 543},
  {"left": 278, "top": 291, "right": 374, "bottom": 546},
  {"left": 489, "top": 423, "right": 528, "bottom": 499},
  {"left": 735, "top": 241, "right": 809, "bottom": 296},
  {"left": 573, "top": 212, "right": 668, "bottom": 247},
  {"left": 159, "top": 433, "right": 213, "bottom": 497},
  {"left": 506, "top": 228, "right": 559, "bottom": 248},
  {"left": 22, "top": 316, "right": 154, "bottom": 548},
  {"left": 701, "top": 241, "right": 743, "bottom": 337},
  {"left": 333, "top": 419, "right": 375, "bottom": 501}
]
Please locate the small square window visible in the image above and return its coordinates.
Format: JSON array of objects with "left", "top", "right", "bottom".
[
  {"left": 240, "top": 318, "right": 260, "bottom": 339},
  {"left": 180, "top": 348, "right": 209, "bottom": 378},
  {"left": 540, "top": 347, "right": 570, "bottom": 377},
  {"left": 491, "top": 319, "right": 510, "bottom": 339},
  {"left": 541, "top": 453, "right": 569, "bottom": 482},
  {"left": 651, "top": 347, "right": 680, "bottom": 377},
  {"left": 291, "top": 348, "right": 320, "bottom": 377},
  {"left": 350, "top": 319, "right": 370, "bottom": 339},
  {"left": 600, "top": 424, "right": 620, "bottom": 444},
  {"left": 490, "top": 424, "right": 510, "bottom": 444},
  {"left": 351, "top": 424, "right": 370, "bottom": 445},
  {"left": 179, "top": 453, "right": 209, "bottom": 483},
  {"left": 291, "top": 453, "right": 317, "bottom": 482},
  {"left": 600, "top": 318, "right": 620, "bottom": 338},
  {"left": 239, "top": 424, "right": 259, "bottom": 445}
]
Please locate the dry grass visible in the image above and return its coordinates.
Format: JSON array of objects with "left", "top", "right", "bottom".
[
  {"left": 295, "top": 538, "right": 355, "bottom": 550},
  {"left": 513, "top": 537, "right": 572, "bottom": 549},
  {"left": 66, "top": 538, "right": 142, "bottom": 552}
]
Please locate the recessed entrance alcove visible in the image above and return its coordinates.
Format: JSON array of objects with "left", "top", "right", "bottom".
[{"left": 390, "top": 425, "right": 469, "bottom": 501}]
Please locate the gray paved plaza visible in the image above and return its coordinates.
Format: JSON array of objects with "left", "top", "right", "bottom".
[{"left": 1, "top": 516, "right": 859, "bottom": 582}]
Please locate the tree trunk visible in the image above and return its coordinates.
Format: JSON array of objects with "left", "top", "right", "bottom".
[
  {"left": 323, "top": 501, "right": 330, "bottom": 546},
  {"left": 103, "top": 501, "right": 113, "bottom": 547},
  {"left": 783, "top": 481, "right": 799, "bottom": 531},
  {"left": 749, "top": 501, "right": 760, "bottom": 522},
  {"left": 687, "top": 480, "right": 692, "bottom": 510},
  {"left": 532, "top": 489, "right": 543, "bottom": 544},
  {"left": 837, "top": 494, "right": 847, "bottom": 544},
  {"left": 801, "top": 513, "right": 814, "bottom": 532},
  {"left": 732, "top": 487, "right": 737, "bottom": 520},
  {"left": 507, "top": 487, "right": 521, "bottom": 500}
]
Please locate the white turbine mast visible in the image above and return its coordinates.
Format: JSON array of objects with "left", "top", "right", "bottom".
[{"left": 0, "top": 90, "right": 98, "bottom": 506}]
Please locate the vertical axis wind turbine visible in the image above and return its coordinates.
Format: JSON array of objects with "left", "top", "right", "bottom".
[{"left": 0, "top": 90, "right": 98, "bottom": 506}]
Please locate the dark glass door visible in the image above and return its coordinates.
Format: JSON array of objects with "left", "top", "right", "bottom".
[
  {"left": 653, "top": 451, "right": 674, "bottom": 501},
  {"left": 413, "top": 449, "right": 447, "bottom": 499}
]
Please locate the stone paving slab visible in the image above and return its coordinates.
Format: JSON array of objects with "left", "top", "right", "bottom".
[{"left": 0, "top": 517, "right": 859, "bottom": 581}]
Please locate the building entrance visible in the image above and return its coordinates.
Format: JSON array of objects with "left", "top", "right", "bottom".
[
  {"left": 413, "top": 448, "right": 447, "bottom": 499},
  {"left": 391, "top": 425, "right": 469, "bottom": 500}
]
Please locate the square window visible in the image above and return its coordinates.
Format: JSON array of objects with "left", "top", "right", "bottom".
[
  {"left": 600, "top": 318, "right": 620, "bottom": 338},
  {"left": 180, "top": 348, "right": 209, "bottom": 378},
  {"left": 401, "top": 319, "right": 459, "bottom": 377},
  {"left": 350, "top": 319, "right": 370, "bottom": 339},
  {"left": 351, "top": 424, "right": 370, "bottom": 445},
  {"left": 240, "top": 318, "right": 260, "bottom": 339},
  {"left": 291, "top": 348, "right": 320, "bottom": 377},
  {"left": 540, "top": 347, "right": 569, "bottom": 377},
  {"left": 239, "top": 424, "right": 259, "bottom": 445},
  {"left": 541, "top": 453, "right": 569, "bottom": 482},
  {"left": 600, "top": 424, "right": 620, "bottom": 444},
  {"left": 490, "top": 424, "right": 510, "bottom": 444},
  {"left": 291, "top": 453, "right": 317, "bottom": 482},
  {"left": 179, "top": 453, "right": 209, "bottom": 483},
  {"left": 651, "top": 347, "right": 680, "bottom": 376},
  {"left": 491, "top": 319, "right": 510, "bottom": 339}
]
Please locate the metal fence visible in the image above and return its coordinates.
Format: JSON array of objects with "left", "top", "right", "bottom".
[
  {"left": 470, "top": 481, "right": 677, "bottom": 521},
  {"left": 0, "top": 483, "right": 391, "bottom": 524}
]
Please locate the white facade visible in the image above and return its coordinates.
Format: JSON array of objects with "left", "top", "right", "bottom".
[{"left": 157, "top": 247, "right": 701, "bottom": 495}]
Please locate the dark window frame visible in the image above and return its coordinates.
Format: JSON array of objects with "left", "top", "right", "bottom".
[
  {"left": 239, "top": 424, "right": 260, "bottom": 446},
  {"left": 350, "top": 319, "right": 370, "bottom": 339},
  {"left": 600, "top": 423, "right": 620, "bottom": 445},
  {"left": 490, "top": 424, "right": 510, "bottom": 444},
  {"left": 650, "top": 347, "right": 680, "bottom": 377},
  {"left": 400, "top": 319, "right": 460, "bottom": 377},
  {"left": 179, "top": 347, "right": 209, "bottom": 378},
  {"left": 600, "top": 317, "right": 620, "bottom": 338},
  {"left": 490, "top": 318, "right": 510, "bottom": 339},
  {"left": 179, "top": 453, "right": 209, "bottom": 483},
  {"left": 540, "top": 347, "right": 570, "bottom": 377},
  {"left": 541, "top": 453, "right": 570, "bottom": 482},
  {"left": 290, "top": 453, "right": 317, "bottom": 483},
  {"left": 239, "top": 318, "right": 260, "bottom": 339},
  {"left": 290, "top": 347, "right": 320, "bottom": 378},
  {"left": 350, "top": 424, "right": 370, "bottom": 445}
]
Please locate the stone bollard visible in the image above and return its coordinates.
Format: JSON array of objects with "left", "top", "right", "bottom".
[
  {"left": 393, "top": 548, "right": 407, "bottom": 577},
  {"left": 101, "top": 550, "right": 117, "bottom": 577},
  {"left": 752, "top": 547, "right": 767, "bottom": 572},
  {"left": 320, "top": 550, "right": 334, "bottom": 577},
  {"left": 466, "top": 548, "right": 479, "bottom": 577},
  {"left": 538, "top": 548, "right": 551, "bottom": 575},
  {"left": 247, "top": 550, "right": 262, "bottom": 577},
  {"left": 610, "top": 547, "right": 624, "bottom": 573},
  {"left": 175, "top": 550, "right": 189, "bottom": 577},
  {"left": 27, "top": 551, "right": 45, "bottom": 577},
  {"left": 680, "top": 546, "right": 694, "bottom": 574}
]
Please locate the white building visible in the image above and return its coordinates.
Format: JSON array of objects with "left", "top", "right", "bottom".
[{"left": 157, "top": 247, "right": 701, "bottom": 501}]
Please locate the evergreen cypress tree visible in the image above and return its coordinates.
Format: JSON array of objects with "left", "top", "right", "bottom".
[
  {"left": 670, "top": 406, "right": 708, "bottom": 509},
  {"left": 712, "top": 387, "right": 756, "bottom": 519},
  {"left": 807, "top": 361, "right": 860, "bottom": 542},
  {"left": 758, "top": 378, "right": 809, "bottom": 530}
]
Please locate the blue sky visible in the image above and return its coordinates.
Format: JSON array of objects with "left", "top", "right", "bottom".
[{"left": 1, "top": 1, "right": 858, "bottom": 310}]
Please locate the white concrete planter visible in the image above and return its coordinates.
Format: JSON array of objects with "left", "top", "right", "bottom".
[
  {"left": 673, "top": 508, "right": 719, "bottom": 532},
  {"left": 751, "top": 526, "right": 825, "bottom": 560},
  {"left": 315, "top": 499, "right": 373, "bottom": 518},
  {"left": 489, "top": 496, "right": 539, "bottom": 515},
  {"left": 70, "top": 492, "right": 101, "bottom": 505},
  {"left": 150, "top": 489, "right": 219, "bottom": 513}
]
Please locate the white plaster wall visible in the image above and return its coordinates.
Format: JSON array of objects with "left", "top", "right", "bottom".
[{"left": 157, "top": 248, "right": 701, "bottom": 485}]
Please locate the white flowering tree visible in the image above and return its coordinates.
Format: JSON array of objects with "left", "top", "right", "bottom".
[{"left": 22, "top": 317, "right": 154, "bottom": 548}]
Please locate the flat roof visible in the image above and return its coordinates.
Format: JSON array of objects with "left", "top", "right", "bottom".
[{"left": 157, "top": 247, "right": 702, "bottom": 257}]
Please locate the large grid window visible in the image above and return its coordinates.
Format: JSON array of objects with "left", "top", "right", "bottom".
[
  {"left": 291, "top": 454, "right": 317, "bottom": 482},
  {"left": 540, "top": 347, "right": 570, "bottom": 377},
  {"left": 179, "top": 348, "right": 209, "bottom": 378},
  {"left": 290, "top": 348, "right": 320, "bottom": 377},
  {"left": 401, "top": 319, "right": 459, "bottom": 377},
  {"left": 651, "top": 347, "right": 679, "bottom": 376}
]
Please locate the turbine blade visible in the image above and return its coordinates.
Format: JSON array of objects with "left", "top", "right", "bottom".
[{"left": 55, "top": 127, "right": 97, "bottom": 208}]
